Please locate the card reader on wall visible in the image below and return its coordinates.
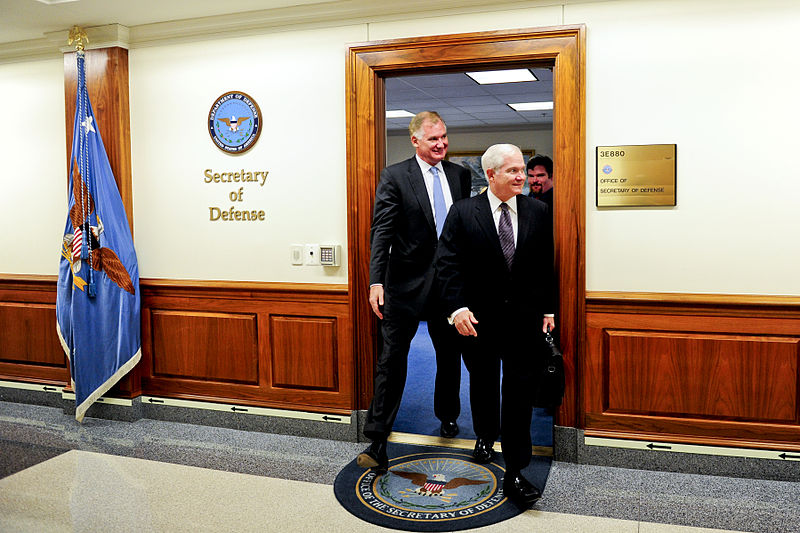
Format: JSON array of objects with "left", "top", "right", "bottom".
[{"left": 319, "top": 245, "right": 341, "bottom": 266}]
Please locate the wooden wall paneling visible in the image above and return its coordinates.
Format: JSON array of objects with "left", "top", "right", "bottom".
[
  {"left": 270, "top": 316, "right": 338, "bottom": 391},
  {"left": 140, "top": 281, "right": 353, "bottom": 413},
  {"left": 259, "top": 300, "right": 352, "bottom": 408},
  {"left": 0, "top": 276, "right": 354, "bottom": 412},
  {"left": 604, "top": 330, "right": 798, "bottom": 422},
  {"left": 584, "top": 294, "right": 800, "bottom": 449},
  {"left": 0, "top": 275, "right": 68, "bottom": 384},
  {"left": 150, "top": 310, "right": 259, "bottom": 384},
  {"left": 346, "top": 26, "right": 586, "bottom": 422},
  {"left": 0, "top": 303, "right": 64, "bottom": 366}
]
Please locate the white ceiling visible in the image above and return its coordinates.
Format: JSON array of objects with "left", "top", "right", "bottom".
[
  {"left": 386, "top": 69, "right": 553, "bottom": 132},
  {"left": 0, "top": 0, "right": 328, "bottom": 44}
]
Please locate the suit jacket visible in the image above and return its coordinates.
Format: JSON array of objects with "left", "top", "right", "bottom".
[
  {"left": 435, "top": 192, "right": 555, "bottom": 339},
  {"left": 529, "top": 188, "right": 553, "bottom": 214},
  {"left": 369, "top": 156, "right": 472, "bottom": 319}
]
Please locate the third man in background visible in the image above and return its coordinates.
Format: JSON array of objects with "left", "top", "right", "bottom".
[{"left": 527, "top": 154, "right": 553, "bottom": 214}]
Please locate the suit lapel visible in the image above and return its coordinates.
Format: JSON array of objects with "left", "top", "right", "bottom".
[
  {"left": 515, "top": 196, "right": 531, "bottom": 255},
  {"left": 407, "top": 158, "right": 436, "bottom": 232},
  {"left": 474, "top": 194, "right": 507, "bottom": 266}
]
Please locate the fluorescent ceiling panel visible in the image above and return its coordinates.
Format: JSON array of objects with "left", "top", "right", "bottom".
[
  {"left": 386, "top": 109, "right": 415, "bottom": 118},
  {"left": 508, "top": 101, "right": 554, "bottom": 111},
  {"left": 466, "top": 69, "right": 538, "bottom": 84}
]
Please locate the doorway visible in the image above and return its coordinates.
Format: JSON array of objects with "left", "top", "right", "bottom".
[
  {"left": 383, "top": 68, "right": 555, "bottom": 446},
  {"left": 346, "top": 26, "right": 586, "bottom": 436}
]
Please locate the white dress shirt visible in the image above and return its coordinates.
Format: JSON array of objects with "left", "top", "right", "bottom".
[
  {"left": 416, "top": 155, "right": 454, "bottom": 224},
  {"left": 486, "top": 188, "right": 518, "bottom": 245}
]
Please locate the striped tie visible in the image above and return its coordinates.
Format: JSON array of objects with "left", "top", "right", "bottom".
[{"left": 498, "top": 202, "right": 514, "bottom": 270}]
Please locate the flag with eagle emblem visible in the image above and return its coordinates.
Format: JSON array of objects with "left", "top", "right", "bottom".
[{"left": 56, "top": 50, "right": 141, "bottom": 422}]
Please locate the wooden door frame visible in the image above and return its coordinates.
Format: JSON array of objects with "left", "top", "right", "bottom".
[{"left": 345, "top": 25, "right": 586, "bottom": 427}]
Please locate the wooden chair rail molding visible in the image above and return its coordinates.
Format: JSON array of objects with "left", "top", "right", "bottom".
[
  {"left": 587, "top": 291, "right": 800, "bottom": 306},
  {"left": 587, "top": 291, "right": 800, "bottom": 317},
  {"left": 140, "top": 278, "right": 348, "bottom": 302}
]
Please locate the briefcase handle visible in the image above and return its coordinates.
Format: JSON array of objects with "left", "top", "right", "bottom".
[{"left": 544, "top": 325, "right": 562, "bottom": 359}]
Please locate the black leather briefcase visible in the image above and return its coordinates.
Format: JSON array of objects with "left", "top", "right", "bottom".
[{"left": 532, "top": 328, "right": 565, "bottom": 409}]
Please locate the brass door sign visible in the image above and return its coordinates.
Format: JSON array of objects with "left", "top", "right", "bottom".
[{"left": 596, "top": 144, "right": 676, "bottom": 207}]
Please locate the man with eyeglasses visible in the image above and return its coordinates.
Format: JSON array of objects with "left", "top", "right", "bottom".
[{"left": 435, "top": 143, "right": 556, "bottom": 508}]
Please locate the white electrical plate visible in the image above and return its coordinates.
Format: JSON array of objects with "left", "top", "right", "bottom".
[
  {"left": 290, "top": 244, "right": 303, "bottom": 265},
  {"left": 304, "top": 244, "right": 320, "bottom": 265}
]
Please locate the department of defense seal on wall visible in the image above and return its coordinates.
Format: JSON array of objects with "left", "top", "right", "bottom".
[{"left": 208, "top": 91, "right": 262, "bottom": 154}]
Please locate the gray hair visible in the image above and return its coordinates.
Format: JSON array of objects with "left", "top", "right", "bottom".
[
  {"left": 481, "top": 144, "right": 522, "bottom": 174},
  {"left": 409, "top": 111, "right": 445, "bottom": 139}
]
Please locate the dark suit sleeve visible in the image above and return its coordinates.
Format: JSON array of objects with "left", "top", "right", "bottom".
[
  {"left": 528, "top": 200, "right": 556, "bottom": 316},
  {"left": 434, "top": 203, "right": 468, "bottom": 315},
  {"left": 369, "top": 167, "right": 400, "bottom": 286},
  {"left": 542, "top": 204, "right": 556, "bottom": 315},
  {"left": 459, "top": 166, "right": 471, "bottom": 198}
]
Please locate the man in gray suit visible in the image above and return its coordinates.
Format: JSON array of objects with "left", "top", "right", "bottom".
[
  {"left": 435, "top": 143, "right": 556, "bottom": 507},
  {"left": 357, "top": 111, "right": 472, "bottom": 472}
]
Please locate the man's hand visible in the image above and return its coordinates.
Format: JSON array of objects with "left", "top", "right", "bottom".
[
  {"left": 543, "top": 316, "right": 555, "bottom": 333},
  {"left": 369, "top": 285, "right": 384, "bottom": 319},
  {"left": 453, "top": 309, "right": 479, "bottom": 337}
]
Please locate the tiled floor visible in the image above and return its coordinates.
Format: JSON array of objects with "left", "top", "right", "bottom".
[{"left": 1, "top": 401, "right": 797, "bottom": 532}]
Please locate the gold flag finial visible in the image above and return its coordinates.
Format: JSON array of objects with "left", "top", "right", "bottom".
[{"left": 68, "top": 26, "right": 89, "bottom": 51}]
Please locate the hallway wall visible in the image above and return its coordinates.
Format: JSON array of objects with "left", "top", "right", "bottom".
[{"left": 2, "top": 0, "right": 798, "bottom": 295}]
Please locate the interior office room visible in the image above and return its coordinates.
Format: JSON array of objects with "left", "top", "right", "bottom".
[{"left": 1, "top": 0, "right": 799, "bottom": 532}]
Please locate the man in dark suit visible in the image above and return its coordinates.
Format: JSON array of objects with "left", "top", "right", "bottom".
[
  {"left": 435, "top": 143, "right": 556, "bottom": 507},
  {"left": 356, "top": 111, "right": 472, "bottom": 473}
]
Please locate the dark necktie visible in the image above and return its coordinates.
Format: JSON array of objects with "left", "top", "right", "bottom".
[{"left": 498, "top": 202, "right": 514, "bottom": 270}]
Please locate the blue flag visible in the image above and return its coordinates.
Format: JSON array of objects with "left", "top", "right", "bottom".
[{"left": 56, "top": 50, "right": 141, "bottom": 422}]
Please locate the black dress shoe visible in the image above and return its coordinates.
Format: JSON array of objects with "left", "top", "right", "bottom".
[
  {"left": 503, "top": 471, "right": 542, "bottom": 507},
  {"left": 356, "top": 440, "right": 388, "bottom": 473},
  {"left": 440, "top": 420, "right": 459, "bottom": 438},
  {"left": 472, "top": 438, "right": 495, "bottom": 464}
]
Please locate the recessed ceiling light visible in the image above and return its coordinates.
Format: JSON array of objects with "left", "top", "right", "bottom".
[
  {"left": 386, "top": 109, "right": 415, "bottom": 118},
  {"left": 36, "top": 0, "right": 80, "bottom": 4},
  {"left": 466, "top": 69, "right": 538, "bottom": 84},
  {"left": 508, "top": 101, "right": 554, "bottom": 111}
]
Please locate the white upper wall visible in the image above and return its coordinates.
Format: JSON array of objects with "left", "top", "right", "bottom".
[
  {"left": 567, "top": 0, "right": 800, "bottom": 295},
  {"left": 129, "top": 24, "right": 365, "bottom": 283},
  {"left": 0, "top": 58, "right": 66, "bottom": 275},
  {"left": 2, "top": 0, "right": 799, "bottom": 295}
]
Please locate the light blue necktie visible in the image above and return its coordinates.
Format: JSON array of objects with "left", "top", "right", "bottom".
[{"left": 431, "top": 166, "right": 446, "bottom": 237}]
